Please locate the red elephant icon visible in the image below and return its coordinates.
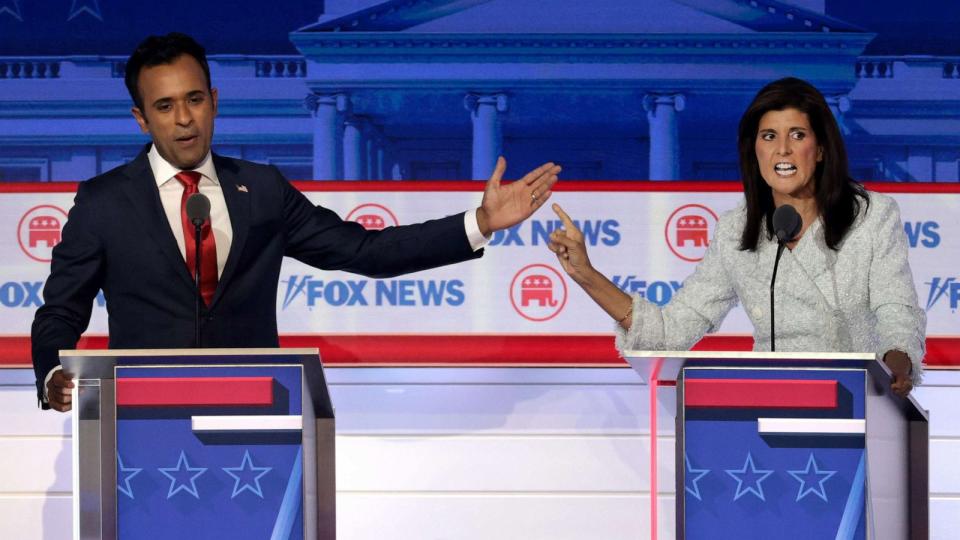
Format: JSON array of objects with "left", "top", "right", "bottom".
[
  {"left": 675, "top": 215, "right": 708, "bottom": 247},
  {"left": 354, "top": 214, "right": 386, "bottom": 230},
  {"left": 520, "top": 274, "right": 558, "bottom": 307},
  {"left": 29, "top": 215, "right": 62, "bottom": 248}
]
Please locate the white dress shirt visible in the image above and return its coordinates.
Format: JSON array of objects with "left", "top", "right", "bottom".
[{"left": 149, "top": 145, "right": 232, "bottom": 277}]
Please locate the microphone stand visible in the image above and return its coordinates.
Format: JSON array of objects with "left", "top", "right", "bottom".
[
  {"left": 193, "top": 219, "right": 203, "bottom": 349},
  {"left": 770, "top": 242, "right": 787, "bottom": 352}
]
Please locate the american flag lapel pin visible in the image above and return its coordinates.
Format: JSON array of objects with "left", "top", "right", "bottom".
[{"left": 237, "top": 184, "right": 248, "bottom": 193}]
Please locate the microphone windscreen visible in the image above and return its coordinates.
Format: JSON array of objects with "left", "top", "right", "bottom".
[
  {"left": 186, "top": 193, "right": 211, "bottom": 224},
  {"left": 772, "top": 204, "right": 802, "bottom": 243}
]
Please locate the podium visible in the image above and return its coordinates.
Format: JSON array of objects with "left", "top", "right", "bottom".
[
  {"left": 624, "top": 350, "right": 928, "bottom": 540},
  {"left": 60, "top": 348, "right": 335, "bottom": 540}
]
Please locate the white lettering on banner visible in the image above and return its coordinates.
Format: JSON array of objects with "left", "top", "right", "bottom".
[{"left": 0, "top": 189, "right": 956, "bottom": 337}]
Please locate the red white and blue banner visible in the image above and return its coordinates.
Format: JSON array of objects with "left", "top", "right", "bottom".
[{"left": 1, "top": 182, "right": 957, "bottom": 366}]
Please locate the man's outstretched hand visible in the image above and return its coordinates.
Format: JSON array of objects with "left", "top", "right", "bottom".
[{"left": 476, "top": 157, "right": 561, "bottom": 237}]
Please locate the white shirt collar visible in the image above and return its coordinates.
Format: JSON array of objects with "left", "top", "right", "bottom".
[{"left": 147, "top": 144, "right": 219, "bottom": 187}]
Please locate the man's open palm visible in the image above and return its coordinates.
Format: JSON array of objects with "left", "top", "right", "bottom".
[{"left": 478, "top": 157, "right": 560, "bottom": 235}]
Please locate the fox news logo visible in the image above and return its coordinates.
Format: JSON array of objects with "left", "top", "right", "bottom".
[
  {"left": 489, "top": 219, "right": 620, "bottom": 247},
  {"left": 665, "top": 204, "right": 718, "bottom": 262},
  {"left": 0, "top": 281, "right": 105, "bottom": 308},
  {"left": 281, "top": 275, "right": 464, "bottom": 309},
  {"left": 18, "top": 205, "right": 68, "bottom": 263},
  {"left": 0, "top": 281, "right": 43, "bottom": 308},
  {"left": 925, "top": 277, "right": 959, "bottom": 312},
  {"left": 612, "top": 276, "right": 682, "bottom": 306},
  {"left": 903, "top": 221, "right": 939, "bottom": 248},
  {"left": 346, "top": 203, "right": 399, "bottom": 230}
]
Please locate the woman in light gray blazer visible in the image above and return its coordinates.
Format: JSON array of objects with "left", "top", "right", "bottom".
[{"left": 547, "top": 78, "right": 924, "bottom": 397}]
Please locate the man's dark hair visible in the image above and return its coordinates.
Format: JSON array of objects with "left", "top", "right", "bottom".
[
  {"left": 737, "top": 77, "right": 867, "bottom": 252},
  {"left": 124, "top": 32, "right": 212, "bottom": 112}
]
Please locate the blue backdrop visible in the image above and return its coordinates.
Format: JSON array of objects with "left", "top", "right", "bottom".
[{"left": 1, "top": 0, "right": 958, "bottom": 182}]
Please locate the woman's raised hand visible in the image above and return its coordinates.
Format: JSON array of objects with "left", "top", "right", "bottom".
[{"left": 547, "top": 203, "right": 594, "bottom": 284}]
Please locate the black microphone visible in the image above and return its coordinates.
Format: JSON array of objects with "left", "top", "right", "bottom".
[
  {"left": 769, "top": 205, "right": 801, "bottom": 352},
  {"left": 185, "top": 192, "right": 211, "bottom": 348},
  {"left": 186, "top": 192, "right": 211, "bottom": 227},
  {"left": 773, "top": 204, "right": 802, "bottom": 244}
]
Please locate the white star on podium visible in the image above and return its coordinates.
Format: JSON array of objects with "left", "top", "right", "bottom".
[
  {"left": 684, "top": 453, "right": 710, "bottom": 501},
  {"left": 223, "top": 450, "right": 272, "bottom": 498},
  {"left": 725, "top": 452, "right": 773, "bottom": 501},
  {"left": 0, "top": 0, "right": 22, "bottom": 21},
  {"left": 117, "top": 455, "right": 142, "bottom": 499},
  {"left": 68, "top": 0, "right": 102, "bottom": 21},
  {"left": 787, "top": 453, "right": 837, "bottom": 502},
  {"left": 158, "top": 450, "right": 207, "bottom": 499}
]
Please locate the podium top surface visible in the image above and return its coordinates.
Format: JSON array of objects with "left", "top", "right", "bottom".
[
  {"left": 622, "top": 349, "right": 880, "bottom": 385},
  {"left": 60, "top": 347, "right": 334, "bottom": 418},
  {"left": 623, "top": 349, "right": 927, "bottom": 421},
  {"left": 59, "top": 347, "right": 319, "bottom": 357},
  {"left": 623, "top": 350, "right": 875, "bottom": 361}
]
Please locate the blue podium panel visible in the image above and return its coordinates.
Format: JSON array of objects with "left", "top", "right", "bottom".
[
  {"left": 114, "top": 365, "right": 305, "bottom": 540},
  {"left": 682, "top": 368, "right": 867, "bottom": 540}
]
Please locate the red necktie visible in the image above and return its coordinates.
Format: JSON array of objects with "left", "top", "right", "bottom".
[{"left": 175, "top": 171, "right": 218, "bottom": 306}]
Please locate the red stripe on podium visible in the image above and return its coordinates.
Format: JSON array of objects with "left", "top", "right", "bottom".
[
  {"left": 116, "top": 377, "right": 274, "bottom": 407},
  {"left": 685, "top": 379, "right": 838, "bottom": 409}
]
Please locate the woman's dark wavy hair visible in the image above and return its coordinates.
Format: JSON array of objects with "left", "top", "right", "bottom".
[{"left": 737, "top": 77, "right": 867, "bottom": 251}]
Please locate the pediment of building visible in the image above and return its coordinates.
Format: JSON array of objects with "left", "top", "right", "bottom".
[{"left": 301, "top": 0, "right": 862, "bottom": 34}]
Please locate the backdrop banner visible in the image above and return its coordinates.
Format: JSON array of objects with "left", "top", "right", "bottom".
[{"left": 2, "top": 182, "right": 957, "bottom": 365}]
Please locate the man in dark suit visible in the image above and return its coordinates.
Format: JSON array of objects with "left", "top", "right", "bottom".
[{"left": 32, "top": 33, "right": 560, "bottom": 411}]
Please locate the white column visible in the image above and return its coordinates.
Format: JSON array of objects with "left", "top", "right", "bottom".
[
  {"left": 364, "top": 124, "right": 378, "bottom": 180},
  {"left": 342, "top": 117, "right": 365, "bottom": 181},
  {"left": 304, "top": 93, "right": 347, "bottom": 180},
  {"left": 464, "top": 93, "right": 508, "bottom": 180},
  {"left": 376, "top": 143, "right": 386, "bottom": 181},
  {"left": 643, "top": 93, "right": 685, "bottom": 181}
]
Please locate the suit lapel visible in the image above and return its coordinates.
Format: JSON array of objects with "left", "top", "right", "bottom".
[
  {"left": 789, "top": 219, "right": 838, "bottom": 309},
  {"left": 210, "top": 154, "right": 251, "bottom": 308},
  {"left": 118, "top": 150, "right": 197, "bottom": 292},
  {"left": 744, "top": 220, "right": 836, "bottom": 304}
]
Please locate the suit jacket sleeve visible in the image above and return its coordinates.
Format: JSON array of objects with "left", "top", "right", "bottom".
[
  {"left": 31, "top": 181, "right": 105, "bottom": 402},
  {"left": 867, "top": 196, "right": 926, "bottom": 382},
  {"left": 277, "top": 169, "right": 482, "bottom": 277},
  {"left": 615, "top": 220, "right": 739, "bottom": 353}
]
